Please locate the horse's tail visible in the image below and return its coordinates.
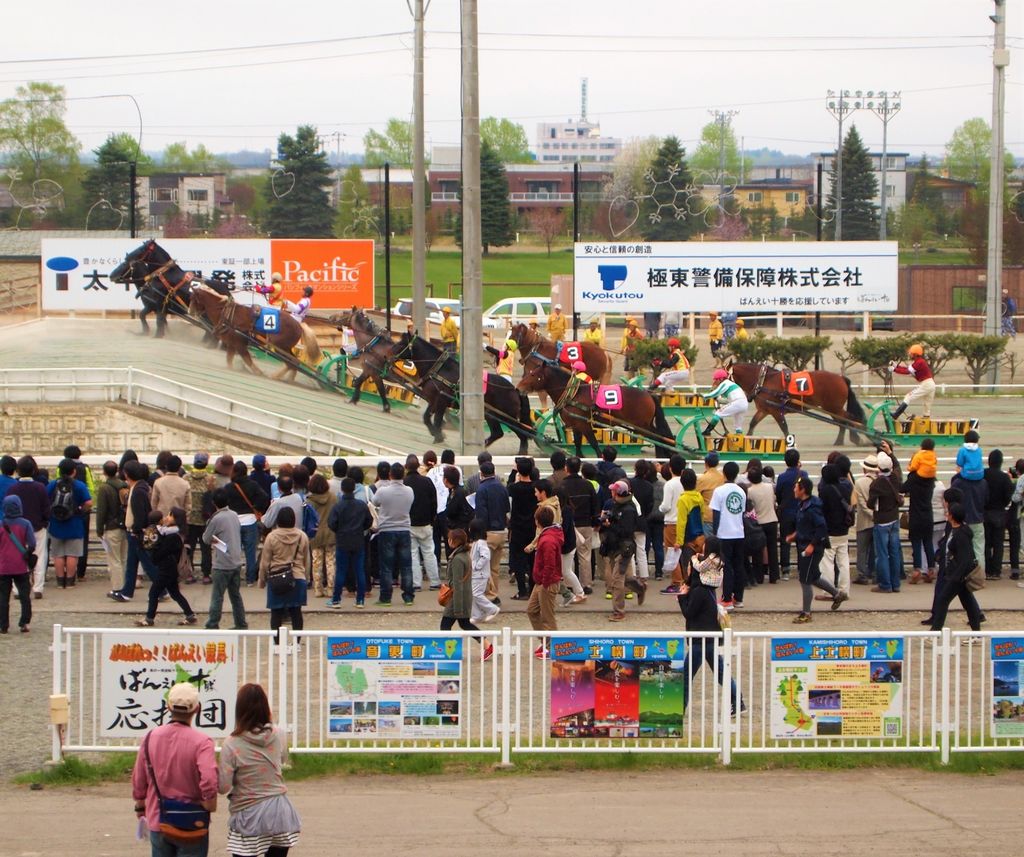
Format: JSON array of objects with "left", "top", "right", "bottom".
[
  {"left": 301, "top": 324, "right": 323, "bottom": 365},
  {"left": 652, "top": 399, "right": 676, "bottom": 458},
  {"left": 843, "top": 376, "right": 865, "bottom": 425},
  {"left": 518, "top": 390, "right": 533, "bottom": 428}
]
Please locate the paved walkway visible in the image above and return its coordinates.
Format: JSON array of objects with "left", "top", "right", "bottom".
[{"left": 5, "top": 768, "right": 1023, "bottom": 856}]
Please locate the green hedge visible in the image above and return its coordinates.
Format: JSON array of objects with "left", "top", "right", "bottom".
[
  {"left": 727, "top": 334, "right": 833, "bottom": 371},
  {"left": 631, "top": 337, "right": 699, "bottom": 371},
  {"left": 841, "top": 333, "right": 1007, "bottom": 384}
]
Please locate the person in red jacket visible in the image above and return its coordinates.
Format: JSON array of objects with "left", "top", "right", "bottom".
[
  {"left": 527, "top": 505, "right": 564, "bottom": 649},
  {"left": 890, "top": 343, "right": 936, "bottom": 419}
]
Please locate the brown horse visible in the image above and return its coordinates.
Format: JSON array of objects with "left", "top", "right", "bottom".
[
  {"left": 332, "top": 307, "right": 406, "bottom": 411},
  {"left": 189, "top": 286, "right": 322, "bottom": 380},
  {"left": 728, "top": 361, "right": 867, "bottom": 446},
  {"left": 507, "top": 322, "right": 610, "bottom": 383},
  {"left": 518, "top": 353, "right": 674, "bottom": 457}
]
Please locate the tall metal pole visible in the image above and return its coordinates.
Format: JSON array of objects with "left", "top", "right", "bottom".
[
  {"left": 986, "top": 0, "right": 1008, "bottom": 344},
  {"left": 814, "top": 162, "right": 823, "bottom": 370},
  {"left": 460, "top": 0, "right": 484, "bottom": 452},
  {"left": 867, "top": 91, "right": 902, "bottom": 241},
  {"left": 572, "top": 160, "right": 580, "bottom": 341},
  {"left": 129, "top": 160, "right": 137, "bottom": 238},
  {"left": 826, "top": 90, "right": 862, "bottom": 241},
  {"left": 410, "top": 0, "right": 429, "bottom": 334},
  {"left": 385, "top": 163, "right": 393, "bottom": 332}
]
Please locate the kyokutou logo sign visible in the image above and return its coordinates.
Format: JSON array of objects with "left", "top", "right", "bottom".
[{"left": 580, "top": 263, "right": 644, "bottom": 304}]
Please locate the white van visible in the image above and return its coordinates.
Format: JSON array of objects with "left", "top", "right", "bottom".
[
  {"left": 483, "top": 297, "right": 552, "bottom": 328},
  {"left": 391, "top": 298, "right": 499, "bottom": 329}
]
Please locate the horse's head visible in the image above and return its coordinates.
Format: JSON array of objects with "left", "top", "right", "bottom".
[
  {"left": 516, "top": 354, "right": 550, "bottom": 394},
  {"left": 109, "top": 239, "right": 169, "bottom": 284}
]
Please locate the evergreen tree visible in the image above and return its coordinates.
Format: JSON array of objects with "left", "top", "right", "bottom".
[
  {"left": 81, "top": 133, "right": 151, "bottom": 230},
  {"left": 639, "top": 136, "right": 697, "bottom": 241},
  {"left": 456, "top": 140, "right": 513, "bottom": 254},
  {"left": 826, "top": 125, "right": 878, "bottom": 240},
  {"left": 264, "top": 125, "right": 334, "bottom": 237}
]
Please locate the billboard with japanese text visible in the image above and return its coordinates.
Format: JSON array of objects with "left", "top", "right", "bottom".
[
  {"left": 99, "top": 632, "right": 239, "bottom": 738},
  {"left": 40, "top": 238, "right": 374, "bottom": 311},
  {"left": 574, "top": 241, "right": 897, "bottom": 314}
]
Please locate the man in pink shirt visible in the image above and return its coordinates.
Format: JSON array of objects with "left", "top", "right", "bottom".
[{"left": 132, "top": 682, "right": 219, "bottom": 856}]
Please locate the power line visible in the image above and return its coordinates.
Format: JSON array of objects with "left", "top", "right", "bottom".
[{"left": 432, "top": 42, "right": 989, "bottom": 55}]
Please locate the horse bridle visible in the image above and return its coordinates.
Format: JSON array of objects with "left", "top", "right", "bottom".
[{"left": 126, "top": 244, "right": 193, "bottom": 311}]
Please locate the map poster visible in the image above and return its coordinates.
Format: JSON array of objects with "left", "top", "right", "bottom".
[
  {"left": 550, "top": 637, "right": 686, "bottom": 739},
  {"left": 991, "top": 638, "right": 1024, "bottom": 737},
  {"left": 99, "top": 633, "right": 238, "bottom": 738},
  {"left": 770, "top": 636, "right": 904, "bottom": 740},
  {"left": 326, "top": 636, "right": 463, "bottom": 740}
]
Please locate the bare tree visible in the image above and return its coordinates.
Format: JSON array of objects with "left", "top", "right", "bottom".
[{"left": 531, "top": 208, "right": 565, "bottom": 256}]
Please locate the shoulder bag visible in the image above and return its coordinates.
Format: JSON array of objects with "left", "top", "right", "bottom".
[
  {"left": 234, "top": 482, "right": 262, "bottom": 522},
  {"left": 141, "top": 733, "right": 211, "bottom": 844},
  {"left": 965, "top": 562, "right": 986, "bottom": 592},
  {"left": 268, "top": 541, "right": 303, "bottom": 597},
  {"left": 2, "top": 522, "right": 36, "bottom": 571}
]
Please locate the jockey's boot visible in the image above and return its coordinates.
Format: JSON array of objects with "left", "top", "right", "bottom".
[
  {"left": 701, "top": 418, "right": 718, "bottom": 437},
  {"left": 890, "top": 402, "right": 908, "bottom": 421}
]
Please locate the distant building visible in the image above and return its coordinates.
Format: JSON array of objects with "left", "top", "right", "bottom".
[
  {"left": 535, "top": 118, "right": 621, "bottom": 164},
  {"left": 905, "top": 173, "right": 974, "bottom": 210},
  {"left": 731, "top": 178, "right": 813, "bottom": 217},
  {"left": 812, "top": 151, "right": 909, "bottom": 213},
  {"left": 136, "top": 173, "right": 233, "bottom": 230}
]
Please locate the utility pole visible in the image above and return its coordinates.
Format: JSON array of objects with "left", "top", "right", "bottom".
[
  {"left": 986, "top": 0, "right": 1009, "bottom": 352},
  {"left": 866, "top": 92, "right": 902, "bottom": 241},
  {"left": 460, "top": 0, "right": 484, "bottom": 452},
  {"left": 408, "top": 0, "right": 431, "bottom": 334},
  {"left": 825, "top": 90, "right": 863, "bottom": 240},
  {"left": 709, "top": 109, "right": 738, "bottom": 213}
]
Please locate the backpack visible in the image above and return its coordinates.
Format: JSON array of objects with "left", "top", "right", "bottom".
[
  {"left": 51, "top": 478, "right": 78, "bottom": 523},
  {"left": 301, "top": 502, "right": 320, "bottom": 539},
  {"left": 118, "top": 485, "right": 130, "bottom": 527}
]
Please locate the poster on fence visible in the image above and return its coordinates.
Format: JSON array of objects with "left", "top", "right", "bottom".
[
  {"left": 769, "top": 636, "right": 904, "bottom": 740},
  {"left": 991, "top": 638, "right": 1024, "bottom": 737},
  {"left": 550, "top": 637, "right": 686, "bottom": 739},
  {"left": 99, "top": 633, "right": 238, "bottom": 738},
  {"left": 325, "top": 637, "right": 463, "bottom": 740}
]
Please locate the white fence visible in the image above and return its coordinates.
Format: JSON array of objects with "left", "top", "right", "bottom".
[{"left": 50, "top": 625, "right": 1024, "bottom": 766}]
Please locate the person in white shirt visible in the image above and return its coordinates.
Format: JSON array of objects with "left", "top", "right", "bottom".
[
  {"left": 468, "top": 521, "right": 499, "bottom": 623},
  {"left": 710, "top": 461, "right": 747, "bottom": 609},
  {"left": 658, "top": 456, "right": 686, "bottom": 593}
]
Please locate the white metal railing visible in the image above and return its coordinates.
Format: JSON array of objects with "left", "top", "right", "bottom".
[
  {"left": 47, "top": 625, "right": 1024, "bottom": 766},
  {"left": 0, "top": 367, "right": 406, "bottom": 457},
  {"left": 509, "top": 192, "right": 574, "bottom": 202}
]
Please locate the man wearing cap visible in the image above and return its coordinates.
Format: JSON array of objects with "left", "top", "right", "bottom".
[
  {"left": 851, "top": 455, "right": 878, "bottom": 585},
  {"left": 254, "top": 272, "right": 285, "bottom": 308},
  {"left": 485, "top": 340, "right": 517, "bottom": 382},
  {"left": 185, "top": 455, "right": 214, "bottom": 586},
  {"left": 439, "top": 307, "right": 459, "bottom": 353},
  {"left": 600, "top": 480, "right": 646, "bottom": 621},
  {"left": 95, "top": 460, "right": 128, "bottom": 593},
  {"left": 734, "top": 318, "right": 749, "bottom": 341},
  {"left": 700, "top": 369, "right": 749, "bottom": 435},
  {"left": 212, "top": 455, "right": 234, "bottom": 490},
  {"left": 583, "top": 319, "right": 603, "bottom": 347},
  {"left": 286, "top": 285, "right": 314, "bottom": 323},
  {"left": 249, "top": 455, "right": 274, "bottom": 497},
  {"left": 132, "top": 682, "right": 218, "bottom": 856},
  {"left": 708, "top": 312, "right": 725, "bottom": 366},
  {"left": 547, "top": 304, "right": 567, "bottom": 342},
  {"left": 620, "top": 317, "right": 643, "bottom": 378},
  {"left": 889, "top": 343, "right": 935, "bottom": 420},
  {"left": 868, "top": 451, "right": 904, "bottom": 593},
  {"left": 652, "top": 338, "right": 691, "bottom": 389}
]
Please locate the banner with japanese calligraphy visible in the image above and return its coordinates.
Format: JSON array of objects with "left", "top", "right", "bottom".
[
  {"left": 574, "top": 241, "right": 898, "bottom": 313},
  {"left": 991, "top": 638, "right": 1024, "bottom": 737},
  {"left": 325, "top": 636, "right": 463, "bottom": 740},
  {"left": 770, "top": 636, "right": 904, "bottom": 740},
  {"left": 550, "top": 636, "right": 687, "bottom": 739},
  {"left": 99, "top": 633, "right": 239, "bottom": 738},
  {"left": 40, "top": 238, "right": 374, "bottom": 311}
]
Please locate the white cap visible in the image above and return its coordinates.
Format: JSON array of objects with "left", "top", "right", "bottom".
[
  {"left": 167, "top": 682, "right": 200, "bottom": 712},
  {"left": 876, "top": 451, "right": 893, "bottom": 473}
]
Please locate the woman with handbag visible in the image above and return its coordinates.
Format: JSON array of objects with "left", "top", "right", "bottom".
[
  {"left": 258, "top": 507, "right": 311, "bottom": 643},
  {"left": 0, "top": 495, "right": 36, "bottom": 634},
  {"left": 439, "top": 528, "right": 492, "bottom": 661},
  {"left": 930, "top": 502, "right": 984, "bottom": 633},
  {"left": 218, "top": 683, "right": 301, "bottom": 857}
]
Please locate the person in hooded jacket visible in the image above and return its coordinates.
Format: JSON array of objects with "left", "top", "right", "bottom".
[
  {"left": 903, "top": 458, "right": 938, "bottom": 584},
  {"left": 218, "top": 682, "right": 301, "bottom": 857},
  {"left": 0, "top": 495, "right": 36, "bottom": 634},
  {"left": 326, "top": 478, "right": 372, "bottom": 608},
  {"left": 788, "top": 477, "right": 847, "bottom": 623},
  {"left": 817, "top": 463, "right": 852, "bottom": 597},
  {"left": 305, "top": 473, "right": 336, "bottom": 598},
  {"left": 135, "top": 507, "right": 196, "bottom": 627},
  {"left": 526, "top": 505, "right": 564, "bottom": 635},
  {"left": 258, "top": 507, "right": 311, "bottom": 641},
  {"left": 600, "top": 481, "right": 646, "bottom": 622},
  {"left": 677, "top": 536, "right": 741, "bottom": 714}
]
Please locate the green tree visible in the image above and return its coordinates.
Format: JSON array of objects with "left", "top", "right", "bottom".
[
  {"left": 363, "top": 118, "right": 413, "bottom": 168},
  {"left": 639, "top": 136, "right": 697, "bottom": 241},
  {"left": 0, "top": 81, "right": 80, "bottom": 181},
  {"left": 826, "top": 124, "right": 878, "bottom": 240},
  {"left": 455, "top": 140, "right": 513, "bottom": 254},
  {"left": 81, "top": 133, "right": 153, "bottom": 230},
  {"left": 333, "top": 164, "right": 379, "bottom": 238},
  {"left": 264, "top": 125, "right": 334, "bottom": 238},
  {"left": 689, "top": 118, "right": 751, "bottom": 181},
  {"left": 480, "top": 117, "right": 531, "bottom": 163},
  {"left": 944, "top": 118, "right": 1016, "bottom": 192},
  {"left": 160, "top": 141, "right": 227, "bottom": 173}
]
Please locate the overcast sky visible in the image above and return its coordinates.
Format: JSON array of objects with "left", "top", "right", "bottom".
[{"left": 3, "top": 0, "right": 1022, "bottom": 161}]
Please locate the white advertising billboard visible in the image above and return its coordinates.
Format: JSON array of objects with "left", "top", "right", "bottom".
[
  {"left": 40, "top": 238, "right": 375, "bottom": 311},
  {"left": 573, "top": 241, "right": 898, "bottom": 314}
]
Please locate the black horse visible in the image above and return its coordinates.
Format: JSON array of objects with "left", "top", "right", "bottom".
[
  {"left": 395, "top": 331, "right": 534, "bottom": 452},
  {"left": 109, "top": 239, "right": 231, "bottom": 337}
]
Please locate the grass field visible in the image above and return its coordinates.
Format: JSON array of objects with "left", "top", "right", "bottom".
[{"left": 372, "top": 249, "right": 572, "bottom": 308}]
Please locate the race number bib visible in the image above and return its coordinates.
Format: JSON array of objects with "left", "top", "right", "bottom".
[
  {"left": 596, "top": 385, "right": 624, "bottom": 411},
  {"left": 787, "top": 371, "right": 814, "bottom": 396},
  {"left": 255, "top": 307, "right": 280, "bottom": 334},
  {"left": 558, "top": 342, "right": 583, "bottom": 365}
]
